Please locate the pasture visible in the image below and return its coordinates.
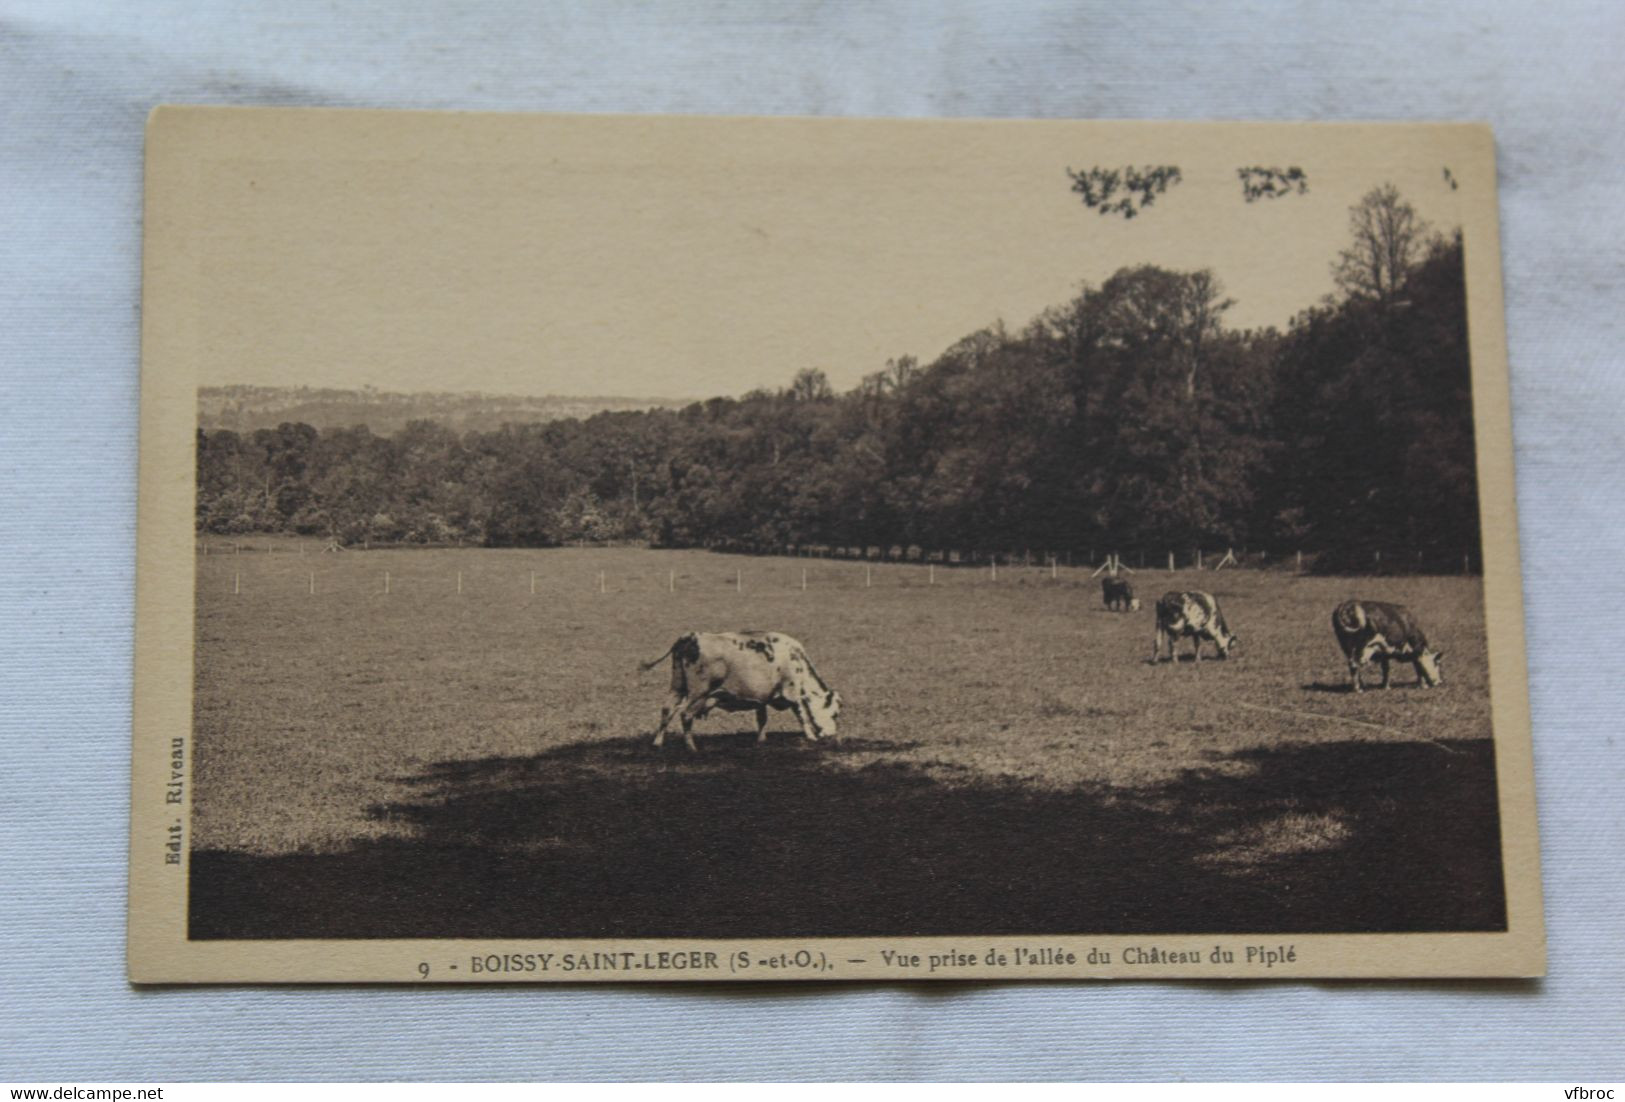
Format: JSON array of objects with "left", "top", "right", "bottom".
[{"left": 190, "top": 544, "right": 1506, "bottom": 939}]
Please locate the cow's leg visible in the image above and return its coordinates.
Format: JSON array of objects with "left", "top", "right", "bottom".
[
  {"left": 1379, "top": 655, "right": 1392, "bottom": 689},
  {"left": 651, "top": 692, "right": 687, "bottom": 748},
  {"left": 676, "top": 694, "right": 713, "bottom": 752},
  {"left": 1152, "top": 626, "right": 1165, "bottom": 664},
  {"left": 1352, "top": 641, "right": 1381, "bottom": 693},
  {"left": 1348, "top": 654, "right": 1364, "bottom": 693},
  {"left": 754, "top": 705, "right": 770, "bottom": 745},
  {"left": 1191, "top": 635, "right": 1203, "bottom": 663},
  {"left": 790, "top": 701, "right": 819, "bottom": 742}
]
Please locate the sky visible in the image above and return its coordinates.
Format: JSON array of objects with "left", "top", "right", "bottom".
[{"left": 174, "top": 112, "right": 1480, "bottom": 400}]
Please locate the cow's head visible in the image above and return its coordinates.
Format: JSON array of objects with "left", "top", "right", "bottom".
[
  {"left": 1417, "top": 648, "right": 1444, "bottom": 687},
  {"left": 1217, "top": 631, "right": 1239, "bottom": 658},
  {"left": 804, "top": 686, "right": 843, "bottom": 739},
  {"left": 1129, "top": 597, "right": 1141, "bottom": 612}
]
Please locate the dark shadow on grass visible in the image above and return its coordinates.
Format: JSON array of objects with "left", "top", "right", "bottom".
[
  {"left": 1301, "top": 680, "right": 1435, "bottom": 694},
  {"left": 191, "top": 734, "right": 1506, "bottom": 939}
]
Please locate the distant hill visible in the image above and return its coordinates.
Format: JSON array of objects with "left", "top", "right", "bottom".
[{"left": 197, "top": 385, "right": 683, "bottom": 435}]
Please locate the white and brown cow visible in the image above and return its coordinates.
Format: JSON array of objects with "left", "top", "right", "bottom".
[
  {"left": 1152, "top": 590, "right": 1238, "bottom": 663},
  {"left": 1332, "top": 600, "right": 1443, "bottom": 692},
  {"left": 641, "top": 631, "right": 843, "bottom": 751}
]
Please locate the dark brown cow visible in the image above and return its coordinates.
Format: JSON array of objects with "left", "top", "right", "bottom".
[
  {"left": 641, "top": 631, "right": 842, "bottom": 751},
  {"left": 1102, "top": 576, "right": 1139, "bottom": 611},
  {"left": 1332, "top": 600, "right": 1443, "bottom": 691},
  {"left": 1152, "top": 590, "right": 1238, "bottom": 663}
]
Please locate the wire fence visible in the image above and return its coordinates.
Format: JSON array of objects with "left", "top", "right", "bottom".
[
  {"left": 197, "top": 537, "right": 1478, "bottom": 576},
  {"left": 195, "top": 539, "right": 1480, "bottom": 600}
]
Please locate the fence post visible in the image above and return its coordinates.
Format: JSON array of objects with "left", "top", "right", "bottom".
[
  {"left": 233, "top": 571, "right": 239, "bottom": 595},
  {"left": 1297, "top": 550, "right": 1303, "bottom": 572},
  {"left": 866, "top": 563, "right": 872, "bottom": 588},
  {"left": 803, "top": 567, "right": 808, "bottom": 591},
  {"left": 1168, "top": 551, "right": 1175, "bottom": 573},
  {"left": 531, "top": 571, "right": 536, "bottom": 595},
  {"left": 1197, "top": 548, "right": 1203, "bottom": 570},
  {"left": 1051, "top": 556, "right": 1057, "bottom": 580}
]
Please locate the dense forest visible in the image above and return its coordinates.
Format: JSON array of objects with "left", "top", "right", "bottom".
[{"left": 196, "top": 186, "right": 1480, "bottom": 572}]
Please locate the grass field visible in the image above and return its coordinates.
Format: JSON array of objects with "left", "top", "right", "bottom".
[{"left": 190, "top": 542, "right": 1506, "bottom": 938}]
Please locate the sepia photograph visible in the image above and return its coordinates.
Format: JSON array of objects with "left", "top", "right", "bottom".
[{"left": 132, "top": 109, "right": 1541, "bottom": 980}]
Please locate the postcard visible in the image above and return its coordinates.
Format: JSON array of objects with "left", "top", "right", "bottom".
[{"left": 132, "top": 108, "right": 1542, "bottom": 981}]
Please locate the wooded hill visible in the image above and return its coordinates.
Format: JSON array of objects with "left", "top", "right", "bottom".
[
  {"left": 198, "top": 386, "right": 680, "bottom": 436},
  {"left": 196, "top": 188, "right": 1480, "bottom": 573}
]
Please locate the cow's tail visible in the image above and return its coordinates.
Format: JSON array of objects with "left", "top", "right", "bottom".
[{"left": 639, "top": 640, "right": 679, "bottom": 672}]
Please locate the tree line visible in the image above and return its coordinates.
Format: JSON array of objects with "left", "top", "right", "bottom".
[{"left": 196, "top": 186, "right": 1480, "bottom": 572}]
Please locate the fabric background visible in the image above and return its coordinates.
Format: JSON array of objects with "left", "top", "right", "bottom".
[{"left": 2, "top": 0, "right": 1621, "bottom": 1082}]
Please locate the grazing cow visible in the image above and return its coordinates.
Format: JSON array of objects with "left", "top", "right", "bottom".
[
  {"left": 1102, "top": 576, "right": 1140, "bottom": 612},
  {"left": 1152, "top": 590, "right": 1238, "bottom": 663},
  {"left": 1332, "top": 600, "right": 1444, "bottom": 692},
  {"left": 641, "top": 631, "right": 843, "bottom": 751}
]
